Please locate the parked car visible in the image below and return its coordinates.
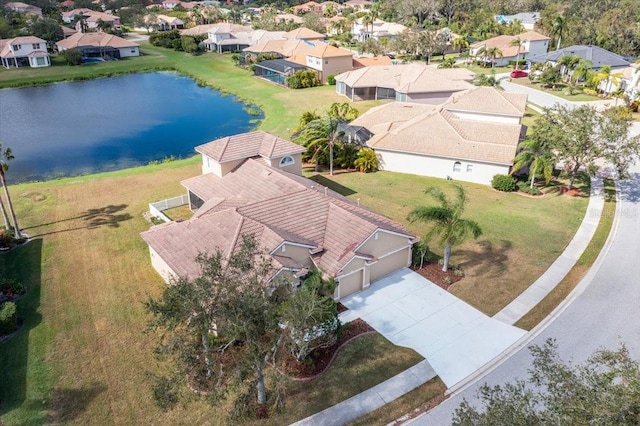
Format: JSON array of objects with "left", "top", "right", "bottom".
[{"left": 510, "top": 69, "right": 528, "bottom": 78}]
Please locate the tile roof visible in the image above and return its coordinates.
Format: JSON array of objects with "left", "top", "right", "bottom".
[
  {"left": 336, "top": 63, "right": 473, "bottom": 93},
  {"left": 444, "top": 87, "right": 527, "bottom": 116},
  {"left": 57, "top": 32, "right": 138, "bottom": 49},
  {"left": 527, "top": 45, "right": 631, "bottom": 69},
  {"left": 194, "top": 130, "right": 305, "bottom": 163},
  {"left": 367, "top": 107, "right": 522, "bottom": 165},
  {"left": 143, "top": 158, "right": 414, "bottom": 279},
  {"left": 471, "top": 31, "right": 549, "bottom": 57},
  {"left": 306, "top": 42, "right": 353, "bottom": 58},
  {"left": 284, "top": 27, "right": 325, "bottom": 40}
]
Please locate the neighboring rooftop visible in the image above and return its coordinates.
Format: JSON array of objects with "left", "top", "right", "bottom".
[
  {"left": 57, "top": 32, "right": 138, "bottom": 49},
  {"left": 528, "top": 45, "right": 632, "bottom": 69},
  {"left": 194, "top": 130, "right": 305, "bottom": 163}
]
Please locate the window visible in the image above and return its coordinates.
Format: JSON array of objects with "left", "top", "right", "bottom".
[
  {"left": 324, "top": 59, "right": 329, "bottom": 65},
  {"left": 36, "top": 57, "right": 45, "bottom": 65},
  {"left": 453, "top": 161, "right": 462, "bottom": 172},
  {"left": 13, "top": 44, "right": 21, "bottom": 50},
  {"left": 279, "top": 156, "right": 294, "bottom": 167},
  {"left": 466, "top": 164, "right": 473, "bottom": 172},
  {"left": 131, "top": 49, "right": 136, "bottom": 53},
  {"left": 32, "top": 43, "right": 39, "bottom": 49}
]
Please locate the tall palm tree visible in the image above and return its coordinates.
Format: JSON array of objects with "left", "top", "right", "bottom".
[
  {"left": 408, "top": 185, "right": 482, "bottom": 272},
  {"left": 512, "top": 138, "right": 555, "bottom": 188},
  {"left": 593, "top": 65, "right": 624, "bottom": 94},
  {"left": 294, "top": 116, "right": 343, "bottom": 175},
  {"left": 572, "top": 59, "right": 592, "bottom": 85},
  {"left": 557, "top": 53, "right": 581, "bottom": 79},
  {"left": 0, "top": 143, "right": 21, "bottom": 239},
  {"left": 452, "top": 36, "right": 469, "bottom": 53},
  {"left": 510, "top": 37, "right": 524, "bottom": 68},
  {"left": 477, "top": 46, "right": 503, "bottom": 68},
  {"left": 552, "top": 15, "right": 566, "bottom": 51},
  {"left": 0, "top": 187, "right": 10, "bottom": 231}
]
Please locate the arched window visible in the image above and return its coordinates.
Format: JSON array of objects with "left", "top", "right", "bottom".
[
  {"left": 279, "top": 156, "right": 295, "bottom": 167},
  {"left": 453, "top": 161, "right": 462, "bottom": 172}
]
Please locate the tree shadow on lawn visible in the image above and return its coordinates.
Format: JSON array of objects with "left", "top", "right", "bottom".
[
  {"left": 455, "top": 239, "right": 513, "bottom": 279},
  {"left": 308, "top": 175, "right": 357, "bottom": 197},
  {"left": 42, "top": 382, "right": 107, "bottom": 424},
  {"left": 0, "top": 239, "right": 43, "bottom": 420},
  {"left": 544, "top": 172, "right": 591, "bottom": 198},
  {"left": 24, "top": 204, "right": 133, "bottom": 238}
]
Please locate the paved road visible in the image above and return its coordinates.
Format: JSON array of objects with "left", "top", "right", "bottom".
[{"left": 412, "top": 157, "right": 640, "bottom": 424}]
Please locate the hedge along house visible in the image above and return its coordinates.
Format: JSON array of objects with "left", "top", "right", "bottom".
[
  {"left": 141, "top": 131, "right": 416, "bottom": 299},
  {"left": 349, "top": 87, "right": 528, "bottom": 185},
  {"left": 335, "top": 63, "right": 474, "bottom": 103}
]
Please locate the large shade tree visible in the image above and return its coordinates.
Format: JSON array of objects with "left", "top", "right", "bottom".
[
  {"left": 532, "top": 104, "right": 640, "bottom": 188},
  {"left": 453, "top": 339, "right": 640, "bottom": 425},
  {"left": 0, "top": 143, "right": 20, "bottom": 238},
  {"left": 408, "top": 185, "right": 482, "bottom": 272}
]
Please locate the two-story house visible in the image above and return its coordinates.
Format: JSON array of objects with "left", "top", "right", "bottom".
[
  {"left": 141, "top": 130, "right": 416, "bottom": 299},
  {"left": 4, "top": 2, "right": 42, "bottom": 17},
  {"left": 0, "top": 36, "right": 50, "bottom": 69},
  {"left": 469, "top": 30, "right": 550, "bottom": 67}
]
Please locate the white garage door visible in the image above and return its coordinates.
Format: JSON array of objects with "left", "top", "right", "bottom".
[{"left": 369, "top": 248, "right": 410, "bottom": 282}]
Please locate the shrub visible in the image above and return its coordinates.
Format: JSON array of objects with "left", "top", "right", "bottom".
[
  {"left": 0, "top": 279, "right": 26, "bottom": 297},
  {"left": 353, "top": 147, "right": 379, "bottom": 173},
  {"left": 60, "top": 48, "right": 82, "bottom": 65},
  {"left": 0, "top": 302, "right": 17, "bottom": 335},
  {"left": 517, "top": 181, "right": 542, "bottom": 195},
  {"left": 327, "top": 74, "right": 336, "bottom": 85},
  {"left": 0, "top": 229, "right": 12, "bottom": 248},
  {"left": 286, "top": 70, "right": 319, "bottom": 89},
  {"left": 492, "top": 174, "right": 517, "bottom": 192}
]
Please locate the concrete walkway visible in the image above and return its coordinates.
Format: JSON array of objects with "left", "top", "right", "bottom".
[
  {"left": 493, "top": 177, "right": 605, "bottom": 325},
  {"left": 291, "top": 360, "right": 436, "bottom": 426}
]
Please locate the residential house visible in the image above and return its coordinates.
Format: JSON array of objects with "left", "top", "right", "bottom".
[
  {"left": 62, "top": 8, "right": 121, "bottom": 31},
  {"left": 349, "top": 87, "right": 528, "bottom": 185},
  {"left": 620, "top": 65, "right": 640, "bottom": 99},
  {"left": 344, "top": 0, "right": 373, "bottom": 11},
  {"left": 351, "top": 18, "right": 407, "bottom": 42},
  {"left": 469, "top": 30, "right": 550, "bottom": 67},
  {"left": 57, "top": 32, "right": 140, "bottom": 58},
  {"left": 283, "top": 27, "right": 325, "bottom": 41},
  {"left": 60, "top": 25, "right": 78, "bottom": 39},
  {"left": 157, "top": 14, "right": 185, "bottom": 30},
  {"left": 60, "top": 0, "right": 75, "bottom": 8},
  {"left": 528, "top": 44, "right": 632, "bottom": 71},
  {"left": 161, "top": 0, "right": 181, "bottom": 9},
  {"left": 292, "top": 1, "right": 322, "bottom": 15},
  {"left": 495, "top": 12, "right": 540, "bottom": 30},
  {"left": 4, "top": 2, "right": 42, "bottom": 17},
  {"left": 275, "top": 13, "right": 304, "bottom": 25},
  {"left": 335, "top": 63, "right": 474, "bottom": 103},
  {"left": 0, "top": 36, "right": 50, "bottom": 69},
  {"left": 200, "top": 24, "right": 276, "bottom": 53},
  {"left": 141, "top": 130, "right": 416, "bottom": 299}
]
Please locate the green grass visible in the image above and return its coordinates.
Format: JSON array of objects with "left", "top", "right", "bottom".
[
  {"left": 0, "top": 44, "right": 383, "bottom": 139},
  {"left": 0, "top": 160, "right": 424, "bottom": 425},
  {"left": 506, "top": 77, "right": 602, "bottom": 102},
  {"left": 515, "top": 178, "right": 616, "bottom": 330},
  {"left": 308, "top": 169, "right": 589, "bottom": 316},
  {"left": 522, "top": 106, "right": 541, "bottom": 133}
]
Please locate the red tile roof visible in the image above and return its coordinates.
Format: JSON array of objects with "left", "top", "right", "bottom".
[{"left": 195, "top": 130, "right": 305, "bottom": 163}]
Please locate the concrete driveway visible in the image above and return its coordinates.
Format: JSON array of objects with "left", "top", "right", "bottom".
[{"left": 340, "top": 268, "right": 526, "bottom": 387}]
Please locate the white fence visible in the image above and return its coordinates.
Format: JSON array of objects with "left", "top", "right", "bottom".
[{"left": 149, "top": 194, "right": 189, "bottom": 223}]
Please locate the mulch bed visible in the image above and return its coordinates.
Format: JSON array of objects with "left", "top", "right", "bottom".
[
  {"left": 337, "top": 302, "right": 349, "bottom": 313},
  {"left": 412, "top": 263, "right": 464, "bottom": 290},
  {"left": 281, "top": 318, "right": 374, "bottom": 380},
  {"left": 559, "top": 186, "right": 582, "bottom": 197}
]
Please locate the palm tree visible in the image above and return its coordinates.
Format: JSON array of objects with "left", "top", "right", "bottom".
[
  {"left": 557, "top": 54, "right": 581, "bottom": 78},
  {"left": 452, "top": 36, "right": 469, "bottom": 54},
  {"left": 0, "top": 143, "right": 21, "bottom": 239},
  {"left": 593, "top": 65, "right": 624, "bottom": 94},
  {"left": 353, "top": 148, "right": 379, "bottom": 173},
  {"left": 512, "top": 138, "right": 555, "bottom": 189},
  {"left": 510, "top": 37, "right": 524, "bottom": 68},
  {"left": 552, "top": 15, "right": 566, "bottom": 51},
  {"left": 0, "top": 187, "right": 10, "bottom": 231},
  {"left": 408, "top": 185, "right": 482, "bottom": 272},
  {"left": 572, "top": 59, "right": 593, "bottom": 85},
  {"left": 294, "top": 116, "right": 343, "bottom": 175},
  {"left": 477, "top": 46, "right": 503, "bottom": 68}
]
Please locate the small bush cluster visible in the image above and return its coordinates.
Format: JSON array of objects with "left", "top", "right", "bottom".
[
  {"left": 517, "top": 181, "right": 542, "bottom": 195},
  {"left": 0, "top": 229, "right": 12, "bottom": 248},
  {"left": 492, "top": 174, "right": 517, "bottom": 192},
  {"left": 326, "top": 74, "right": 336, "bottom": 85},
  {"left": 286, "top": 70, "right": 320, "bottom": 89},
  {"left": 0, "top": 302, "right": 17, "bottom": 335},
  {"left": 60, "top": 48, "right": 83, "bottom": 65},
  {"left": 1, "top": 279, "right": 26, "bottom": 297},
  {"left": 150, "top": 30, "right": 205, "bottom": 54}
]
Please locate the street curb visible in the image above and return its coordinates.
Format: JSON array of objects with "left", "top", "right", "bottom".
[{"left": 440, "top": 179, "right": 621, "bottom": 399}]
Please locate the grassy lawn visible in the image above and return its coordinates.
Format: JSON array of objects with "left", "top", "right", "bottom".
[
  {"left": 0, "top": 45, "right": 383, "bottom": 139},
  {"left": 522, "top": 106, "right": 541, "bottom": 133},
  {"left": 0, "top": 160, "right": 426, "bottom": 425},
  {"left": 507, "top": 77, "right": 602, "bottom": 102},
  {"left": 308, "top": 170, "right": 589, "bottom": 316},
  {"left": 347, "top": 377, "right": 447, "bottom": 426},
  {"left": 515, "top": 178, "right": 616, "bottom": 330}
]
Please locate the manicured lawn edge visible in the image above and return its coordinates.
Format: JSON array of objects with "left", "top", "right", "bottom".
[{"left": 515, "top": 178, "right": 616, "bottom": 330}]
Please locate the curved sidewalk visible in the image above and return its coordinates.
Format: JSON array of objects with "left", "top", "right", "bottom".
[{"left": 493, "top": 176, "right": 605, "bottom": 324}]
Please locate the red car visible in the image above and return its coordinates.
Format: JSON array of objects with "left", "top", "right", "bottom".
[{"left": 510, "top": 69, "right": 529, "bottom": 78}]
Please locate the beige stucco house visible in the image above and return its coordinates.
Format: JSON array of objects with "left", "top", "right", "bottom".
[
  {"left": 57, "top": 32, "right": 140, "bottom": 58},
  {"left": 141, "top": 131, "right": 415, "bottom": 300},
  {"left": 0, "top": 36, "right": 50, "bottom": 69},
  {"left": 350, "top": 87, "right": 528, "bottom": 185},
  {"left": 469, "top": 30, "right": 550, "bottom": 67}
]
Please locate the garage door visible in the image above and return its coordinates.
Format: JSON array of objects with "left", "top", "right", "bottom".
[
  {"left": 369, "top": 248, "right": 410, "bottom": 282},
  {"left": 338, "top": 269, "right": 363, "bottom": 299}
]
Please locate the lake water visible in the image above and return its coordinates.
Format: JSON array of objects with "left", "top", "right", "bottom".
[{"left": 0, "top": 72, "right": 262, "bottom": 184}]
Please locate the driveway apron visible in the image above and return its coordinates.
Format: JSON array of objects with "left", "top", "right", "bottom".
[{"left": 340, "top": 268, "right": 526, "bottom": 387}]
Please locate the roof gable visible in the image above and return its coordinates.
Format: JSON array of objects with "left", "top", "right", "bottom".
[{"left": 195, "top": 130, "right": 305, "bottom": 163}]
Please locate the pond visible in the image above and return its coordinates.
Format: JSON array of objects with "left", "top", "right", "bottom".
[{"left": 0, "top": 72, "right": 263, "bottom": 184}]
